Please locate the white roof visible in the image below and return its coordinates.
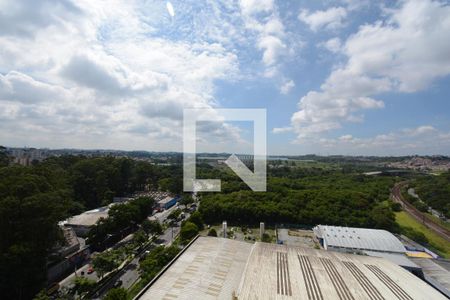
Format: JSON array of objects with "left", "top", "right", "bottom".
[
  {"left": 64, "top": 206, "right": 109, "bottom": 227},
  {"left": 314, "top": 225, "right": 406, "bottom": 253}
]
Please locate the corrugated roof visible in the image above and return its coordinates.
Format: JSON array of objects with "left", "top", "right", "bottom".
[
  {"left": 136, "top": 237, "right": 445, "bottom": 300},
  {"left": 314, "top": 225, "right": 406, "bottom": 253}
]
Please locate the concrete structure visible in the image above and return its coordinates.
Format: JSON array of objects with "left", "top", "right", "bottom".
[
  {"left": 313, "top": 225, "right": 406, "bottom": 254},
  {"left": 157, "top": 196, "right": 177, "bottom": 210},
  {"left": 411, "top": 258, "right": 450, "bottom": 298},
  {"left": 63, "top": 206, "right": 109, "bottom": 236},
  {"left": 135, "top": 237, "right": 445, "bottom": 300},
  {"left": 222, "top": 221, "right": 227, "bottom": 238},
  {"left": 260, "top": 222, "right": 265, "bottom": 240}
]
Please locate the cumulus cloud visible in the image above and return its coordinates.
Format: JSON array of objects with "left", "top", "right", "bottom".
[
  {"left": 0, "top": 0, "right": 245, "bottom": 152},
  {"left": 289, "top": 0, "right": 450, "bottom": 141},
  {"left": 239, "top": 0, "right": 287, "bottom": 71},
  {"left": 299, "top": 7, "right": 347, "bottom": 31}
]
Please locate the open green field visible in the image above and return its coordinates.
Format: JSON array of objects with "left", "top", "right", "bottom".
[{"left": 395, "top": 211, "right": 450, "bottom": 258}]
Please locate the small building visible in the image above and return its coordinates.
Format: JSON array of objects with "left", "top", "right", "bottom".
[
  {"left": 157, "top": 196, "right": 177, "bottom": 210},
  {"left": 63, "top": 206, "right": 109, "bottom": 237}
]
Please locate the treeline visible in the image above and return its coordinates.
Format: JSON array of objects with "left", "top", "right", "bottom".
[
  {"left": 199, "top": 172, "right": 398, "bottom": 232},
  {"left": 412, "top": 171, "right": 450, "bottom": 218}
]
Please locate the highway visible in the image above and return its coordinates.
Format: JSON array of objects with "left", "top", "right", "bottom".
[{"left": 391, "top": 182, "right": 450, "bottom": 242}]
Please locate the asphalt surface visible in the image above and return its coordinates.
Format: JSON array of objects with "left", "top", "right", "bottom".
[{"left": 391, "top": 182, "right": 450, "bottom": 242}]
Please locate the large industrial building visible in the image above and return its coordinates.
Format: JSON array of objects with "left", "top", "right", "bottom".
[
  {"left": 313, "top": 225, "right": 407, "bottom": 254},
  {"left": 134, "top": 237, "right": 445, "bottom": 300}
]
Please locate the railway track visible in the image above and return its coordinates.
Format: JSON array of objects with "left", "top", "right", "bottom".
[{"left": 391, "top": 182, "right": 450, "bottom": 243}]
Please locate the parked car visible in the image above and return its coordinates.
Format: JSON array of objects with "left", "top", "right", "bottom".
[
  {"left": 113, "top": 280, "right": 123, "bottom": 288},
  {"left": 87, "top": 266, "right": 94, "bottom": 274}
]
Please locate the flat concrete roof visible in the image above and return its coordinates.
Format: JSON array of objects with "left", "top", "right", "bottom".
[
  {"left": 137, "top": 237, "right": 445, "bottom": 300},
  {"left": 138, "top": 237, "right": 252, "bottom": 300},
  {"left": 314, "top": 225, "right": 406, "bottom": 253},
  {"left": 64, "top": 206, "right": 109, "bottom": 227}
]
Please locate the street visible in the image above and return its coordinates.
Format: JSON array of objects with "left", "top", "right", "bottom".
[{"left": 58, "top": 203, "right": 184, "bottom": 298}]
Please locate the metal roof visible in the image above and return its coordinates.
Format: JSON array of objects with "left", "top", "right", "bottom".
[
  {"left": 314, "top": 225, "right": 406, "bottom": 253},
  {"left": 136, "top": 237, "right": 445, "bottom": 300}
]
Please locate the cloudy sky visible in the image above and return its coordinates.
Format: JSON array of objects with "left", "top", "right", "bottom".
[{"left": 1, "top": 0, "right": 450, "bottom": 155}]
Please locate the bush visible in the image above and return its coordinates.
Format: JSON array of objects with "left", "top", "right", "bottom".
[
  {"left": 104, "top": 288, "right": 128, "bottom": 300},
  {"left": 207, "top": 228, "right": 217, "bottom": 237},
  {"left": 180, "top": 221, "right": 199, "bottom": 241},
  {"left": 261, "top": 233, "right": 271, "bottom": 243}
]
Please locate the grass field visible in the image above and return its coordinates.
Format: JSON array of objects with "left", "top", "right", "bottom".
[{"left": 395, "top": 211, "right": 450, "bottom": 258}]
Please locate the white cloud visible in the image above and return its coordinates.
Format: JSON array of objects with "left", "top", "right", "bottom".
[
  {"left": 299, "top": 7, "right": 347, "bottom": 31},
  {"left": 166, "top": 2, "right": 175, "bottom": 17},
  {"left": 0, "top": 0, "right": 247, "bottom": 152},
  {"left": 272, "top": 126, "right": 292, "bottom": 134},
  {"left": 239, "top": 0, "right": 288, "bottom": 74},
  {"left": 289, "top": 0, "right": 450, "bottom": 141},
  {"left": 321, "top": 37, "right": 342, "bottom": 53},
  {"left": 279, "top": 79, "right": 295, "bottom": 95},
  {"left": 239, "top": 0, "right": 274, "bottom": 16}
]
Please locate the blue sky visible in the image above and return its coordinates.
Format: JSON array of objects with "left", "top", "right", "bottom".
[{"left": 0, "top": 0, "right": 450, "bottom": 155}]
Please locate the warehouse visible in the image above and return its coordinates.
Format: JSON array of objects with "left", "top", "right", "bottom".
[
  {"left": 313, "top": 225, "right": 406, "bottom": 254},
  {"left": 135, "top": 237, "right": 445, "bottom": 300}
]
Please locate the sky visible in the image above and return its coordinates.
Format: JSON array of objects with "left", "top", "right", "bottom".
[{"left": 1, "top": 0, "right": 450, "bottom": 155}]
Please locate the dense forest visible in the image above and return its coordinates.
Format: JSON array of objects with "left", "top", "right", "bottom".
[
  {"left": 0, "top": 149, "right": 182, "bottom": 300},
  {"left": 199, "top": 167, "right": 398, "bottom": 232},
  {"left": 411, "top": 171, "right": 450, "bottom": 218}
]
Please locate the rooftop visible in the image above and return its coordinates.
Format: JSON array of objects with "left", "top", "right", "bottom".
[
  {"left": 64, "top": 206, "right": 109, "bottom": 227},
  {"left": 136, "top": 237, "right": 445, "bottom": 300},
  {"left": 138, "top": 237, "right": 252, "bottom": 299},
  {"left": 314, "top": 225, "right": 406, "bottom": 253}
]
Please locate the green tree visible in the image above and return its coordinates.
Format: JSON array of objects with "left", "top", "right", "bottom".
[
  {"left": 33, "top": 289, "right": 50, "bottom": 300},
  {"left": 73, "top": 277, "right": 96, "bottom": 297},
  {"left": 187, "top": 211, "right": 204, "bottom": 230},
  {"left": 92, "top": 251, "right": 120, "bottom": 278},
  {"left": 180, "top": 222, "right": 199, "bottom": 241},
  {"left": 104, "top": 287, "right": 128, "bottom": 300},
  {"left": 133, "top": 229, "right": 148, "bottom": 245},
  {"left": 142, "top": 220, "right": 163, "bottom": 235}
]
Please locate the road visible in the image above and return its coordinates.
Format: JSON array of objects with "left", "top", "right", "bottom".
[
  {"left": 93, "top": 225, "right": 181, "bottom": 299},
  {"left": 391, "top": 182, "right": 450, "bottom": 242},
  {"left": 59, "top": 204, "right": 183, "bottom": 298}
]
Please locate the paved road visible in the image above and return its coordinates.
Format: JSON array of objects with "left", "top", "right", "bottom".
[
  {"left": 391, "top": 182, "right": 450, "bottom": 242},
  {"left": 93, "top": 225, "right": 181, "bottom": 299}
]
